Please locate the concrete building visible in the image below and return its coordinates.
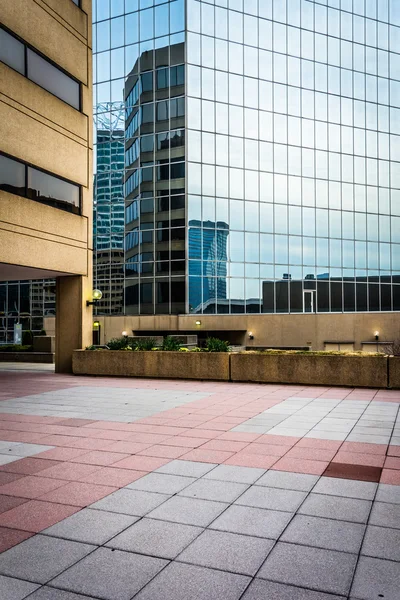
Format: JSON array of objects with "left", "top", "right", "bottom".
[
  {"left": 0, "top": 0, "right": 93, "bottom": 371},
  {"left": 84, "top": 0, "right": 400, "bottom": 350}
]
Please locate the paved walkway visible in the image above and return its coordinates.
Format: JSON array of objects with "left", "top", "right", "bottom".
[{"left": 0, "top": 366, "right": 399, "bottom": 600}]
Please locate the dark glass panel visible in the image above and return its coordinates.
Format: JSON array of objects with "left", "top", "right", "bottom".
[
  {"left": 27, "top": 49, "right": 80, "bottom": 110},
  {"left": 317, "top": 281, "right": 330, "bottom": 312},
  {"left": 368, "top": 284, "right": 380, "bottom": 311},
  {"left": 0, "top": 155, "right": 25, "bottom": 196},
  {"left": 344, "top": 283, "right": 356, "bottom": 312},
  {"left": 276, "top": 280, "right": 289, "bottom": 313},
  {"left": 331, "top": 281, "right": 343, "bottom": 312},
  {"left": 27, "top": 167, "right": 80, "bottom": 214},
  {"left": 290, "top": 281, "right": 303, "bottom": 312},
  {"left": 380, "top": 284, "right": 392, "bottom": 311},
  {"left": 0, "top": 28, "right": 25, "bottom": 74},
  {"left": 356, "top": 282, "right": 368, "bottom": 311}
]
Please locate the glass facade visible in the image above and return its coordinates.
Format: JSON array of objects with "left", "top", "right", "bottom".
[{"left": 91, "top": 0, "right": 400, "bottom": 316}]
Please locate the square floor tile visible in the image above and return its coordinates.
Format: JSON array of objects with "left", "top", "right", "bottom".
[
  {"left": 0, "top": 527, "right": 33, "bottom": 553},
  {"left": 0, "top": 458, "right": 61, "bottom": 475},
  {"left": 107, "top": 517, "right": 202, "bottom": 559},
  {"left": 281, "top": 514, "right": 365, "bottom": 553},
  {"left": 0, "top": 500, "right": 79, "bottom": 532},
  {"left": 90, "top": 488, "right": 170, "bottom": 517},
  {"left": 20, "top": 586, "right": 101, "bottom": 599},
  {"left": 177, "top": 529, "right": 274, "bottom": 576},
  {"left": 312, "top": 477, "right": 377, "bottom": 500},
  {"left": 178, "top": 478, "right": 248, "bottom": 503},
  {"left": 156, "top": 460, "right": 217, "bottom": 478},
  {"left": 256, "top": 470, "right": 318, "bottom": 492},
  {"left": 126, "top": 473, "right": 196, "bottom": 494},
  {"left": 0, "top": 575, "right": 39, "bottom": 600},
  {"left": 39, "top": 481, "right": 117, "bottom": 507},
  {"left": 235, "top": 486, "right": 306, "bottom": 512},
  {"left": 112, "top": 455, "right": 170, "bottom": 471},
  {"left": 258, "top": 542, "right": 357, "bottom": 596},
  {"left": 203, "top": 464, "right": 265, "bottom": 484},
  {"left": 224, "top": 452, "right": 278, "bottom": 470},
  {"left": 271, "top": 457, "right": 329, "bottom": 476},
  {"left": 50, "top": 547, "right": 167, "bottom": 600},
  {"left": 77, "top": 467, "right": 145, "bottom": 488},
  {"left": 210, "top": 504, "right": 292, "bottom": 539},
  {"left": 0, "top": 494, "right": 28, "bottom": 515},
  {"left": 134, "top": 562, "right": 250, "bottom": 600},
  {"left": 39, "top": 462, "right": 101, "bottom": 481},
  {"left": 323, "top": 462, "right": 382, "bottom": 483},
  {"left": 241, "top": 579, "right": 347, "bottom": 600},
  {"left": 350, "top": 556, "right": 400, "bottom": 600},
  {"left": 361, "top": 525, "right": 400, "bottom": 561},
  {"left": 369, "top": 502, "right": 400, "bottom": 529},
  {"left": 299, "top": 493, "right": 372, "bottom": 523},
  {"left": 69, "top": 450, "right": 131, "bottom": 466},
  {"left": 0, "top": 475, "right": 67, "bottom": 499},
  {"left": 148, "top": 495, "right": 228, "bottom": 527},
  {"left": 376, "top": 483, "right": 400, "bottom": 504},
  {"left": 0, "top": 534, "right": 94, "bottom": 584},
  {"left": 42, "top": 508, "right": 138, "bottom": 545},
  {"left": 0, "top": 472, "right": 24, "bottom": 486}
]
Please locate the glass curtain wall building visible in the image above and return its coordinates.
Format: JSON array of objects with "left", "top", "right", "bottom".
[{"left": 93, "top": 0, "right": 400, "bottom": 317}]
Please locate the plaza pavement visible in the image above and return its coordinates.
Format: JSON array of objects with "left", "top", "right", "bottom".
[{"left": 0, "top": 365, "right": 399, "bottom": 599}]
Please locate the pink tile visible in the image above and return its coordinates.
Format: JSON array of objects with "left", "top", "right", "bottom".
[
  {"left": 69, "top": 451, "right": 131, "bottom": 466},
  {"left": 0, "top": 500, "right": 80, "bottom": 532},
  {"left": 0, "top": 527, "right": 33, "bottom": 553},
  {"left": 0, "top": 475, "right": 67, "bottom": 499},
  {"left": 0, "top": 458, "right": 61, "bottom": 475},
  {"left": 124, "top": 433, "right": 171, "bottom": 444},
  {"left": 39, "top": 482, "right": 118, "bottom": 507},
  {"left": 242, "top": 443, "right": 289, "bottom": 457},
  {"left": 340, "top": 442, "right": 388, "bottom": 455},
  {"left": 67, "top": 438, "right": 117, "bottom": 451},
  {"left": 35, "top": 447, "right": 89, "bottom": 461},
  {"left": 295, "top": 438, "right": 343, "bottom": 451},
  {"left": 180, "top": 429, "right": 221, "bottom": 439},
  {"left": 180, "top": 448, "right": 235, "bottom": 464},
  {"left": 199, "top": 440, "right": 250, "bottom": 452},
  {"left": 112, "top": 455, "right": 171, "bottom": 471},
  {"left": 224, "top": 453, "right": 278, "bottom": 469},
  {"left": 39, "top": 462, "right": 101, "bottom": 481},
  {"left": 0, "top": 494, "right": 29, "bottom": 515},
  {"left": 103, "top": 441, "right": 153, "bottom": 454},
  {"left": 0, "top": 472, "right": 24, "bottom": 486},
  {"left": 257, "top": 434, "right": 299, "bottom": 447},
  {"left": 78, "top": 467, "right": 146, "bottom": 487},
  {"left": 384, "top": 456, "right": 400, "bottom": 470},
  {"left": 137, "top": 445, "right": 188, "bottom": 459},
  {"left": 332, "top": 451, "right": 385, "bottom": 468},
  {"left": 286, "top": 447, "right": 338, "bottom": 461},
  {"left": 388, "top": 445, "right": 400, "bottom": 457},
  {"left": 217, "top": 432, "right": 262, "bottom": 443},
  {"left": 380, "top": 469, "right": 400, "bottom": 485},
  {"left": 271, "top": 457, "right": 329, "bottom": 475},
  {"left": 161, "top": 436, "right": 210, "bottom": 448}
]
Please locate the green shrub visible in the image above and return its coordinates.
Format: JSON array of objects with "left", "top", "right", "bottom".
[
  {"left": 106, "top": 337, "right": 130, "bottom": 350},
  {"left": 205, "top": 337, "right": 230, "bottom": 352},
  {"left": 0, "top": 344, "right": 32, "bottom": 352},
  {"left": 132, "top": 337, "right": 156, "bottom": 351},
  {"left": 161, "top": 336, "right": 181, "bottom": 351},
  {"left": 22, "top": 330, "right": 33, "bottom": 346},
  {"left": 37, "top": 329, "right": 47, "bottom": 336}
]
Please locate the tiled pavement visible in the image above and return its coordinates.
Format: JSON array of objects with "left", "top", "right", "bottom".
[{"left": 0, "top": 367, "right": 399, "bottom": 599}]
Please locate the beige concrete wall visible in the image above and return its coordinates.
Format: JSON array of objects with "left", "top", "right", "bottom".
[
  {"left": 0, "top": 0, "right": 93, "bottom": 372},
  {"left": 47, "top": 312, "right": 399, "bottom": 352}
]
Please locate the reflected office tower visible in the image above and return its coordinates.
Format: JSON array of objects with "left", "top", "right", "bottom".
[
  {"left": 94, "top": 105, "right": 125, "bottom": 313},
  {"left": 188, "top": 220, "right": 229, "bottom": 313},
  {"left": 93, "top": 0, "right": 400, "bottom": 316}
]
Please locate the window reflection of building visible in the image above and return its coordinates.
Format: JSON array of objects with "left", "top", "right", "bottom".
[
  {"left": 93, "top": 106, "right": 125, "bottom": 314},
  {"left": 124, "top": 42, "right": 186, "bottom": 315},
  {"left": 188, "top": 220, "right": 229, "bottom": 314}
]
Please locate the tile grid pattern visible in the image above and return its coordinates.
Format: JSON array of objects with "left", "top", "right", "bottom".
[{"left": 0, "top": 371, "right": 399, "bottom": 599}]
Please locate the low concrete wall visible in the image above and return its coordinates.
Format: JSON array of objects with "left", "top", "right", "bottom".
[
  {"left": 388, "top": 357, "right": 400, "bottom": 389},
  {"left": 33, "top": 336, "right": 55, "bottom": 353},
  {"left": 230, "top": 353, "right": 388, "bottom": 388},
  {"left": 0, "top": 352, "right": 54, "bottom": 363},
  {"left": 73, "top": 350, "right": 230, "bottom": 381}
]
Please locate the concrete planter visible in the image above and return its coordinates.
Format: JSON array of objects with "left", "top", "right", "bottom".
[
  {"left": 73, "top": 350, "right": 230, "bottom": 381},
  {"left": 230, "top": 353, "right": 388, "bottom": 388},
  {"left": 0, "top": 352, "right": 54, "bottom": 363},
  {"left": 388, "top": 357, "right": 400, "bottom": 389}
]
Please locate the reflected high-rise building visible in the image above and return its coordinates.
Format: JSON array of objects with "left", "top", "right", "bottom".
[{"left": 88, "top": 1, "right": 400, "bottom": 348}]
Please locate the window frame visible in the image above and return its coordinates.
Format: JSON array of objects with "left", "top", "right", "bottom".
[
  {"left": 0, "top": 151, "right": 82, "bottom": 215},
  {"left": 0, "top": 25, "right": 82, "bottom": 111}
]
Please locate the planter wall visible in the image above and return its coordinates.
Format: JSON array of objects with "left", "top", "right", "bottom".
[
  {"left": 73, "top": 350, "right": 230, "bottom": 381},
  {"left": 0, "top": 352, "right": 54, "bottom": 363},
  {"left": 230, "top": 353, "right": 388, "bottom": 388},
  {"left": 388, "top": 357, "right": 400, "bottom": 389}
]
